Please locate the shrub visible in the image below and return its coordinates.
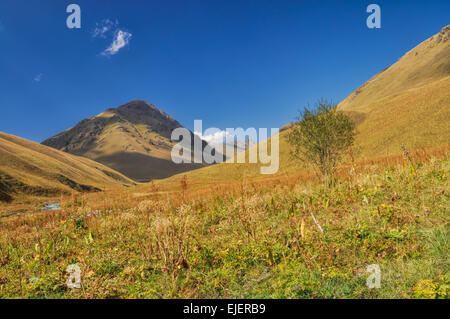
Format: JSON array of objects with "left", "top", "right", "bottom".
[{"left": 287, "top": 100, "right": 355, "bottom": 184}]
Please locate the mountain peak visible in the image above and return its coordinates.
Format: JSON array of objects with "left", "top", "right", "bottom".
[
  {"left": 117, "top": 100, "right": 158, "bottom": 112},
  {"left": 101, "top": 100, "right": 179, "bottom": 126}
]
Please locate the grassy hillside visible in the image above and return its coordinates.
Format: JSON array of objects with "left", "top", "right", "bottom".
[
  {"left": 0, "top": 152, "right": 448, "bottom": 298},
  {"left": 338, "top": 25, "right": 450, "bottom": 157},
  {"left": 0, "top": 132, "right": 134, "bottom": 202},
  {"left": 163, "top": 26, "right": 450, "bottom": 184},
  {"left": 340, "top": 26, "right": 450, "bottom": 111}
]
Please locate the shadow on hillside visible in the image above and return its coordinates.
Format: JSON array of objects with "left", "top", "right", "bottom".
[{"left": 94, "top": 152, "right": 206, "bottom": 182}]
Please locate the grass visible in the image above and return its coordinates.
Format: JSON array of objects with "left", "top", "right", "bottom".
[
  {"left": 342, "top": 76, "right": 450, "bottom": 158},
  {"left": 0, "top": 148, "right": 448, "bottom": 298}
]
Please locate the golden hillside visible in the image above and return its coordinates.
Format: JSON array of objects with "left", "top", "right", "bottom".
[
  {"left": 0, "top": 132, "right": 134, "bottom": 202},
  {"left": 162, "top": 26, "right": 450, "bottom": 184},
  {"left": 338, "top": 25, "right": 450, "bottom": 157}
]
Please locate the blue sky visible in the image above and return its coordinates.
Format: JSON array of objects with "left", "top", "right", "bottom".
[{"left": 0, "top": 0, "right": 449, "bottom": 142}]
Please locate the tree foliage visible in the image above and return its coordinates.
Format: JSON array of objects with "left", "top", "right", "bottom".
[{"left": 287, "top": 100, "right": 355, "bottom": 182}]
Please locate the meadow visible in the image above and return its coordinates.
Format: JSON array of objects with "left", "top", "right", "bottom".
[{"left": 0, "top": 146, "right": 448, "bottom": 299}]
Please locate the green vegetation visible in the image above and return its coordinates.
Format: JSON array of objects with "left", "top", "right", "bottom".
[
  {"left": 0, "top": 156, "right": 448, "bottom": 298},
  {"left": 287, "top": 100, "right": 355, "bottom": 183}
]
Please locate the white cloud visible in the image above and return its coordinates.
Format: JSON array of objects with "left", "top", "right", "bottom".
[
  {"left": 101, "top": 30, "right": 132, "bottom": 56},
  {"left": 195, "top": 130, "right": 231, "bottom": 144},
  {"left": 33, "top": 73, "right": 43, "bottom": 82},
  {"left": 92, "top": 19, "right": 118, "bottom": 38}
]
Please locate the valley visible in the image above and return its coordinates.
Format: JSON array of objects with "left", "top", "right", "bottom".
[{"left": 0, "top": 23, "right": 449, "bottom": 300}]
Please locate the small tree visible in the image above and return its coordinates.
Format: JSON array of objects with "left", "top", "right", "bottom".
[{"left": 287, "top": 100, "right": 355, "bottom": 184}]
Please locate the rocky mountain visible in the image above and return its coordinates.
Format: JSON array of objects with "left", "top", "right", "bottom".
[{"left": 42, "top": 100, "right": 211, "bottom": 181}]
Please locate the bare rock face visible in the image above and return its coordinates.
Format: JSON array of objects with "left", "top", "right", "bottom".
[
  {"left": 440, "top": 25, "right": 450, "bottom": 43},
  {"left": 42, "top": 100, "right": 211, "bottom": 182},
  {"left": 433, "top": 25, "right": 450, "bottom": 45}
]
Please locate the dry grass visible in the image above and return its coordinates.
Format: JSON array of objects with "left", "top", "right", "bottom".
[
  {"left": 338, "top": 26, "right": 450, "bottom": 157},
  {"left": 0, "top": 145, "right": 448, "bottom": 298}
]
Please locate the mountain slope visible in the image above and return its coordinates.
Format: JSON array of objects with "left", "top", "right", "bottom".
[
  {"left": 0, "top": 132, "right": 134, "bottom": 202},
  {"left": 338, "top": 25, "right": 450, "bottom": 156},
  {"left": 42, "top": 100, "right": 209, "bottom": 182},
  {"left": 161, "top": 26, "right": 450, "bottom": 184}
]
